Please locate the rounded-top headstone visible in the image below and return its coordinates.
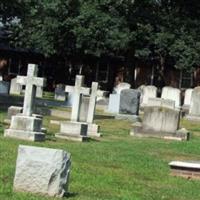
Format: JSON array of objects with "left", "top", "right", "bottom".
[
  {"left": 161, "top": 86, "right": 181, "bottom": 108},
  {"left": 189, "top": 86, "right": 200, "bottom": 116},
  {"left": 113, "top": 82, "right": 131, "bottom": 94}
]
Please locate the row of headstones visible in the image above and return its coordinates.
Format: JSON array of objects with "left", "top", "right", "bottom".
[{"left": 108, "top": 83, "right": 200, "bottom": 118}]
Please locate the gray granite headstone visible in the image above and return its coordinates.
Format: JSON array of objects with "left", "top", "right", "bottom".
[
  {"left": 54, "top": 84, "right": 66, "bottom": 101},
  {"left": 119, "top": 89, "right": 140, "bottom": 115},
  {"left": 0, "top": 81, "right": 10, "bottom": 94},
  {"left": 10, "top": 78, "right": 22, "bottom": 95},
  {"left": 14, "top": 145, "right": 71, "bottom": 197}
]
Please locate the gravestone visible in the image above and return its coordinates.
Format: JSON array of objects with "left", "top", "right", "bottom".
[
  {"left": 9, "top": 77, "right": 22, "bottom": 95},
  {"left": 131, "top": 98, "right": 189, "bottom": 141},
  {"left": 4, "top": 64, "right": 46, "bottom": 141},
  {"left": 80, "top": 82, "right": 103, "bottom": 137},
  {"left": 56, "top": 75, "right": 90, "bottom": 141},
  {"left": 119, "top": 89, "right": 140, "bottom": 115},
  {"left": 0, "top": 80, "right": 10, "bottom": 94},
  {"left": 182, "top": 88, "right": 193, "bottom": 113},
  {"left": 14, "top": 145, "right": 71, "bottom": 197},
  {"left": 169, "top": 161, "right": 200, "bottom": 180},
  {"left": 140, "top": 85, "right": 157, "bottom": 107},
  {"left": 4, "top": 106, "right": 23, "bottom": 124},
  {"left": 107, "top": 93, "right": 120, "bottom": 113},
  {"left": 54, "top": 84, "right": 66, "bottom": 101},
  {"left": 36, "top": 86, "right": 43, "bottom": 98},
  {"left": 161, "top": 86, "right": 181, "bottom": 108},
  {"left": 186, "top": 87, "right": 200, "bottom": 121},
  {"left": 113, "top": 82, "right": 131, "bottom": 94}
]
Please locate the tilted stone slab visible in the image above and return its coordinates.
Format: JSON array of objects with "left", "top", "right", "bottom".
[
  {"left": 14, "top": 145, "right": 71, "bottom": 197},
  {"left": 169, "top": 161, "right": 200, "bottom": 179}
]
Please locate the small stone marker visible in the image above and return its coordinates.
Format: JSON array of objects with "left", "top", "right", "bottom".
[
  {"left": 54, "top": 84, "right": 66, "bottom": 101},
  {"left": 161, "top": 86, "right": 181, "bottom": 108},
  {"left": 4, "top": 106, "right": 23, "bottom": 124},
  {"left": 186, "top": 87, "right": 200, "bottom": 121},
  {"left": 4, "top": 64, "right": 46, "bottom": 141},
  {"left": 14, "top": 145, "right": 71, "bottom": 197},
  {"left": 130, "top": 98, "right": 189, "bottom": 141},
  {"left": 9, "top": 77, "right": 22, "bottom": 95},
  {"left": 140, "top": 85, "right": 157, "bottom": 107},
  {"left": 169, "top": 161, "right": 200, "bottom": 180},
  {"left": 56, "top": 75, "right": 90, "bottom": 141}
]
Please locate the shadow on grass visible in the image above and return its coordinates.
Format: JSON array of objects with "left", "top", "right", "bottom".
[
  {"left": 95, "top": 114, "right": 115, "bottom": 120},
  {"left": 65, "top": 192, "right": 78, "bottom": 198}
]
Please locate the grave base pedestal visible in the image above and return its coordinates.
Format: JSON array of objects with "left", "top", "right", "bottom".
[
  {"left": 4, "top": 115, "right": 45, "bottom": 141},
  {"left": 185, "top": 114, "right": 200, "bottom": 122},
  {"left": 115, "top": 114, "right": 139, "bottom": 122},
  {"left": 130, "top": 123, "right": 189, "bottom": 141},
  {"left": 87, "top": 123, "right": 101, "bottom": 137},
  {"left": 56, "top": 121, "right": 89, "bottom": 142}
]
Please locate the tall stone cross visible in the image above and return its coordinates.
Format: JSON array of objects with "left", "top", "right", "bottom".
[
  {"left": 17, "top": 64, "right": 46, "bottom": 116},
  {"left": 87, "top": 82, "right": 103, "bottom": 123},
  {"left": 65, "top": 75, "right": 90, "bottom": 122}
]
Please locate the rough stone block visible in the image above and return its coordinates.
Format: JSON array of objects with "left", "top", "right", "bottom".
[
  {"left": 14, "top": 145, "right": 71, "bottom": 197},
  {"left": 87, "top": 123, "right": 101, "bottom": 137}
]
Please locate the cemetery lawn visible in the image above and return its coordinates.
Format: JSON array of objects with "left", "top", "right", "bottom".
[{"left": 1, "top": 108, "right": 200, "bottom": 200}]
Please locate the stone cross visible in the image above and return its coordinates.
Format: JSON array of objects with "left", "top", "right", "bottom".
[
  {"left": 17, "top": 64, "right": 46, "bottom": 116},
  {"left": 65, "top": 75, "right": 90, "bottom": 122},
  {"left": 87, "top": 82, "right": 103, "bottom": 123}
]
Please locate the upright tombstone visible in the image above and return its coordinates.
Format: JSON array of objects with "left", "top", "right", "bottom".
[
  {"left": 118, "top": 89, "right": 140, "bottom": 116},
  {"left": 54, "top": 84, "right": 66, "bottom": 101},
  {"left": 56, "top": 75, "right": 90, "bottom": 141},
  {"left": 130, "top": 98, "right": 189, "bottom": 141},
  {"left": 0, "top": 78, "right": 10, "bottom": 94},
  {"left": 14, "top": 145, "right": 71, "bottom": 197},
  {"left": 108, "top": 88, "right": 140, "bottom": 121},
  {"left": 9, "top": 77, "right": 22, "bottom": 95},
  {"left": 4, "top": 64, "right": 46, "bottom": 141},
  {"left": 186, "top": 87, "right": 200, "bottom": 121},
  {"left": 36, "top": 86, "right": 43, "bottom": 98},
  {"left": 80, "top": 82, "right": 103, "bottom": 137},
  {"left": 161, "top": 86, "right": 181, "bottom": 108},
  {"left": 108, "top": 82, "right": 131, "bottom": 113},
  {"left": 182, "top": 88, "right": 193, "bottom": 113},
  {"left": 140, "top": 85, "right": 157, "bottom": 107}
]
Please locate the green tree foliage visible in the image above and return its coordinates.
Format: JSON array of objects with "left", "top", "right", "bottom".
[{"left": 3, "top": 0, "right": 200, "bottom": 71}]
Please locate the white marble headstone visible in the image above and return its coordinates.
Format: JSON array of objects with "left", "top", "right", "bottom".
[
  {"left": 113, "top": 82, "right": 131, "bottom": 94},
  {"left": 183, "top": 89, "right": 193, "bottom": 107},
  {"left": 161, "top": 86, "right": 181, "bottom": 108},
  {"left": 140, "top": 85, "right": 157, "bottom": 106}
]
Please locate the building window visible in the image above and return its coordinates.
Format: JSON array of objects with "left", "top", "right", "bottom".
[{"left": 180, "top": 70, "right": 193, "bottom": 89}]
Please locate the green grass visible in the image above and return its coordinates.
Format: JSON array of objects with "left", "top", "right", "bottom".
[{"left": 1, "top": 108, "right": 200, "bottom": 200}]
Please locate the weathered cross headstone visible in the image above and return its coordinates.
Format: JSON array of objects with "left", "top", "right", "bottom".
[
  {"left": 131, "top": 98, "right": 189, "bottom": 141},
  {"left": 56, "top": 75, "right": 90, "bottom": 141},
  {"left": 161, "top": 86, "right": 181, "bottom": 108},
  {"left": 140, "top": 85, "right": 157, "bottom": 107},
  {"left": 14, "top": 145, "right": 71, "bottom": 197},
  {"left": 4, "top": 64, "right": 46, "bottom": 141},
  {"left": 186, "top": 87, "right": 200, "bottom": 121}
]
